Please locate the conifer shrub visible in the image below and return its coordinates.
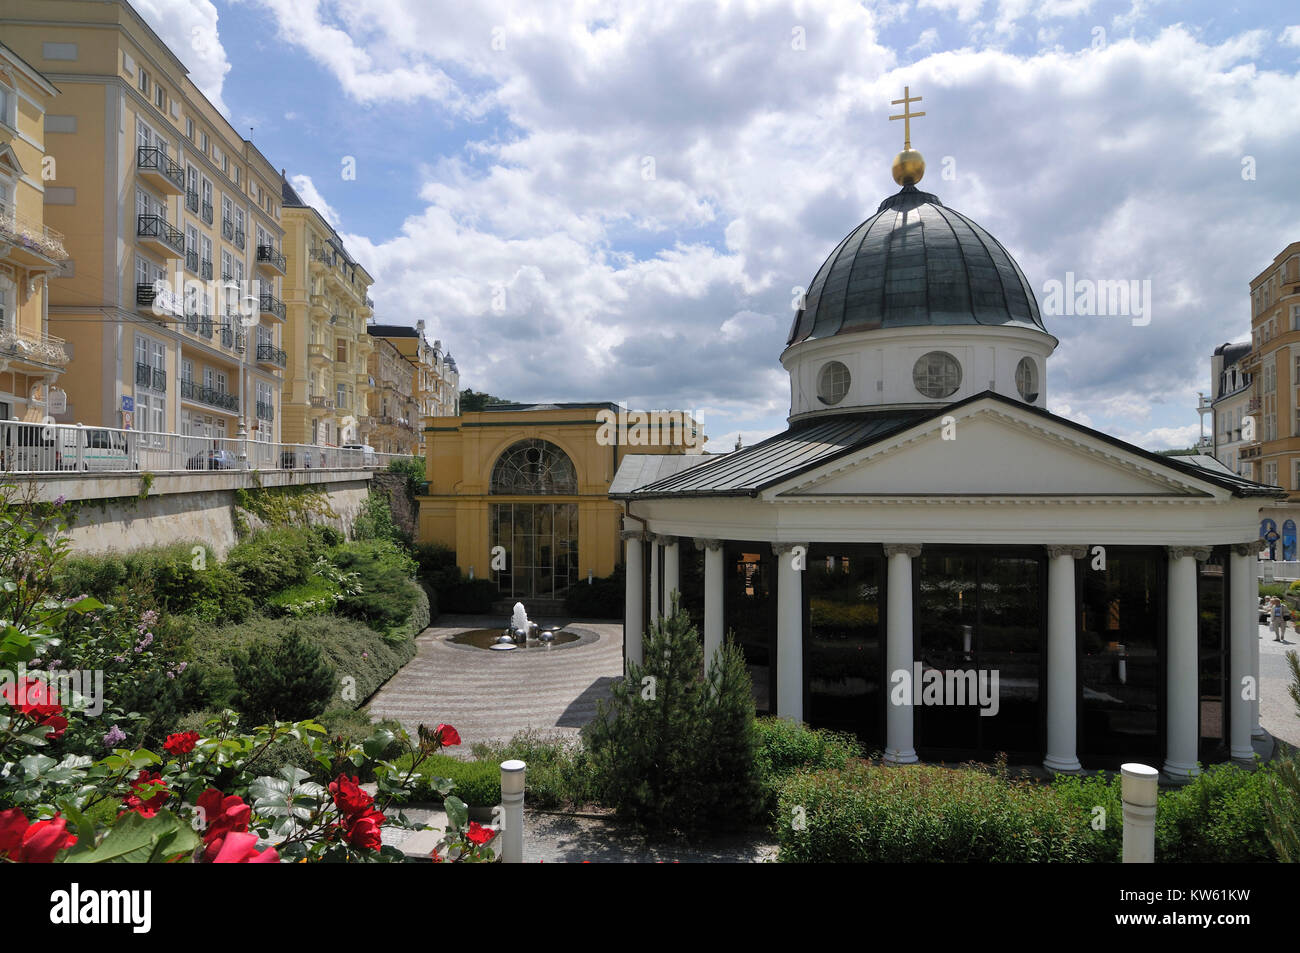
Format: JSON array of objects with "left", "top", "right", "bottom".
[
  {"left": 583, "top": 602, "right": 763, "bottom": 832},
  {"left": 230, "top": 629, "right": 337, "bottom": 726},
  {"left": 224, "top": 527, "right": 317, "bottom": 593}
]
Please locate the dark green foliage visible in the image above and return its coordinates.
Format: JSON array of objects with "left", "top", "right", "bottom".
[
  {"left": 752, "top": 717, "right": 862, "bottom": 813},
  {"left": 387, "top": 456, "right": 426, "bottom": 496},
  {"left": 564, "top": 564, "right": 624, "bottom": 618},
  {"left": 470, "top": 731, "right": 598, "bottom": 809},
  {"left": 225, "top": 527, "right": 317, "bottom": 593},
  {"left": 330, "top": 540, "right": 419, "bottom": 631},
  {"left": 459, "top": 388, "right": 510, "bottom": 411},
  {"left": 59, "top": 542, "right": 252, "bottom": 623},
  {"left": 1266, "top": 750, "right": 1300, "bottom": 862},
  {"left": 583, "top": 605, "right": 763, "bottom": 832},
  {"left": 412, "top": 543, "right": 498, "bottom": 616},
  {"left": 778, "top": 762, "right": 1096, "bottom": 862},
  {"left": 231, "top": 629, "right": 337, "bottom": 726},
  {"left": 439, "top": 578, "right": 498, "bottom": 614},
  {"left": 351, "top": 491, "right": 407, "bottom": 545},
  {"left": 395, "top": 755, "right": 501, "bottom": 807}
]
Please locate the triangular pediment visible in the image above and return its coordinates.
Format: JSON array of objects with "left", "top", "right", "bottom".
[
  {"left": 0, "top": 142, "right": 25, "bottom": 180},
  {"left": 771, "top": 401, "right": 1229, "bottom": 500}
]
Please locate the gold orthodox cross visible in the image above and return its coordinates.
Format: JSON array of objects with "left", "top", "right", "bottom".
[{"left": 889, "top": 86, "right": 925, "bottom": 149}]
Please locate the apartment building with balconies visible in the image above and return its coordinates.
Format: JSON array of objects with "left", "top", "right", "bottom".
[
  {"left": 0, "top": 0, "right": 288, "bottom": 445},
  {"left": 1207, "top": 341, "right": 1253, "bottom": 478},
  {"left": 0, "top": 41, "right": 70, "bottom": 424},
  {"left": 280, "top": 173, "right": 374, "bottom": 447},
  {"left": 364, "top": 329, "right": 419, "bottom": 455},
  {"left": 369, "top": 319, "right": 459, "bottom": 455}
]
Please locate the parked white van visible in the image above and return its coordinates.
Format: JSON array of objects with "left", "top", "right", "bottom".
[{"left": 3, "top": 423, "right": 131, "bottom": 472}]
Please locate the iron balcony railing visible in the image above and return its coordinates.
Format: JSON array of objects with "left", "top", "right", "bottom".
[
  {"left": 135, "top": 361, "right": 167, "bottom": 392},
  {"left": 364, "top": 295, "right": 374, "bottom": 310},
  {"left": 256, "top": 245, "right": 287, "bottom": 272},
  {"left": 221, "top": 325, "right": 233, "bottom": 349},
  {"left": 200, "top": 317, "right": 213, "bottom": 339},
  {"left": 136, "top": 215, "right": 185, "bottom": 255},
  {"left": 201, "top": 201, "right": 213, "bottom": 225},
  {"left": 185, "top": 311, "right": 200, "bottom": 333},
  {"left": 136, "top": 146, "right": 184, "bottom": 190},
  {"left": 200, "top": 259, "right": 213, "bottom": 280},
  {"left": 180, "top": 379, "right": 238, "bottom": 412},
  {"left": 256, "top": 342, "right": 287, "bottom": 368},
  {"left": 221, "top": 218, "right": 234, "bottom": 241},
  {"left": 135, "top": 282, "right": 182, "bottom": 314},
  {"left": 235, "top": 228, "right": 245, "bottom": 250},
  {"left": 256, "top": 401, "right": 274, "bottom": 421},
  {"left": 0, "top": 200, "right": 68, "bottom": 260},
  {"left": 186, "top": 190, "right": 199, "bottom": 213},
  {"left": 259, "top": 292, "right": 286, "bottom": 320},
  {"left": 185, "top": 249, "right": 198, "bottom": 273},
  {"left": 309, "top": 246, "right": 334, "bottom": 266}
]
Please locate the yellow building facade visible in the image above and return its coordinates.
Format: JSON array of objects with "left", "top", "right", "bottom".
[
  {"left": 417, "top": 403, "right": 704, "bottom": 599},
  {"left": 279, "top": 175, "right": 374, "bottom": 447},
  {"left": 365, "top": 326, "right": 419, "bottom": 455},
  {"left": 0, "top": 0, "right": 289, "bottom": 444},
  {"left": 0, "top": 41, "right": 70, "bottom": 422}
]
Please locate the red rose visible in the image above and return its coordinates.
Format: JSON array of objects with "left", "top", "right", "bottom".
[
  {"left": 163, "top": 731, "right": 200, "bottom": 755},
  {"left": 121, "top": 770, "right": 169, "bottom": 818},
  {"left": 329, "top": 774, "right": 374, "bottom": 818},
  {"left": 2, "top": 677, "right": 62, "bottom": 721},
  {"left": 435, "top": 724, "right": 461, "bottom": 747},
  {"left": 0, "top": 809, "right": 77, "bottom": 863},
  {"left": 343, "top": 808, "right": 384, "bottom": 851},
  {"left": 465, "top": 821, "right": 496, "bottom": 846},
  {"left": 210, "top": 831, "right": 279, "bottom": 864},
  {"left": 196, "top": 788, "right": 253, "bottom": 862},
  {"left": 40, "top": 714, "right": 68, "bottom": 741}
]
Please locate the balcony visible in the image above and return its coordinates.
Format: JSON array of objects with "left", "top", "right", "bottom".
[
  {"left": 256, "top": 244, "right": 286, "bottom": 275},
  {"left": 136, "top": 214, "right": 185, "bottom": 257},
  {"left": 234, "top": 229, "right": 245, "bottom": 251},
  {"left": 180, "top": 378, "right": 238, "bottom": 412},
  {"left": 221, "top": 218, "right": 234, "bottom": 242},
  {"left": 234, "top": 330, "right": 247, "bottom": 354},
  {"left": 0, "top": 201, "right": 69, "bottom": 265},
  {"left": 200, "top": 317, "right": 214, "bottom": 340},
  {"left": 310, "top": 395, "right": 335, "bottom": 411},
  {"left": 135, "top": 361, "right": 167, "bottom": 392},
  {"left": 364, "top": 295, "right": 374, "bottom": 311},
  {"left": 201, "top": 201, "right": 213, "bottom": 226},
  {"left": 186, "top": 190, "right": 199, "bottom": 213},
  {"left": 309, "top": 246, "right": 333, "bottom": 271},
  {"left": 185, "top": 309, "right": 200, "bottom": 333},
  {"left": 256, "top": 342, "right": 287, "bottom": 369},
  {"left": 200, "top": 259, "right": 213, "bottom": 280},
  {"left": 308, "top": 341, "right": 331, "bottom": 364},
  {"left": 259, "top": 292, "right": 286, "bottom": 321},
  {"left": 185, "top": 249, "right": 198, "bottom": 273},
  {"left": 136, "top": 146, "right": 184, "bottom": 194},
  {"left": 0, "top": 328, "right": 68, "bottom": 367},
  {"left": 256, "top": 401, "right": 275, "bottom": 421},
  {"left": 136, "top": 281, "right": 182, "bottom": 317},
  {"left": 220, "top": 325, "right": 233, "bottom": 349}
]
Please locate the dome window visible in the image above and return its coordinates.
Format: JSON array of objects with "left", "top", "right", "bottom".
[
  {"left": 817, "top": 361, "right": 851, "bottom": 405},
  {"left": 913, "top": 351, "right": 961, "bottom": 399},
  {"left": 1016, "top": 357, "right": 1039, "bottom": 402}
]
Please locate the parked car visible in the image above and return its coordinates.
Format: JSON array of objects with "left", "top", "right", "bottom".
[
  {"left": 280, "top": 448, "right": 314, "bottom": 469},
  {"left": 186, "top": 449, "right": 239, "bottom": 471},
  {"left": 5, "top": 425, "right": 131, "bottom": 472},
  {"left": 341, "top": 443, "right": 377, "bottom": 466}
]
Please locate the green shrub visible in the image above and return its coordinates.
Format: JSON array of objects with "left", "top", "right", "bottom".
[
  {"left": 1156, "top": 762, "right": 1275, "bottom": 862},
  {"left": 752, "top": 717, "right": 862, "bottom": 812},
  {"left": 351, "top": 491, "right": 407, "bottom": 545},
  {"left": 387, "top": 456, "right": 426, "bottom": 496},
  {"left": 439, "top": 578, "right": 498, "bottom": 614},
  {"left": 330, "top": 540, "right": 419, "bottom": 631},
  {"left": 1261, "top": 583, "right": 1289, "bottom": 599},
  {"left": 1051, "top": 773, "right": 1124, "bottom": 861},
  {"left": 583, "top": 605, "right": 763, "bottom": 832},
  {"left": 470, "top": 730, "right": 598, "bottom": 809},
  {"left": 565, "top": 565, "right": 624, "bottom": 618},
  {"left": 225, "top": 527, "right": 317, "bottom": 593},
  {"left": 231, "top": 629, "right": 337, "bottom": 725},
  {"left": 778, "top": 761, "right": 1096, "bottom": 862},
  {"left": 265, "top": 574, "right": 341, "bottom": 619},
  {"left": 395, "top": 754, "right": 501, "bottom": 807}
]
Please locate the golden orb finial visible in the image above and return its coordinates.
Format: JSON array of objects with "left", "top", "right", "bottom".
[{"left": 889, "top": 86, "right": 926, "bottom": 186}]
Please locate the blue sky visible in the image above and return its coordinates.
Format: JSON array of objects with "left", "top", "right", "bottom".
[{"left": 134, "top": 0, "right": 1300, "bottom": 452}]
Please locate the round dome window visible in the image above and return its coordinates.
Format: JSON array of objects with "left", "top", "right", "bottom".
[
  {"left": 817, "top": 361, "right": 851, "bottom": 406},
  {"left": 1015, "top": 357, "right": 1039, "bottom": 402},
  {"left": 913, "top": 351, "right": 962, "bottom": 399}
]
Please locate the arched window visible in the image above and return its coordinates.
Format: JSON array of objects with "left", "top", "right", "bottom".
[
  {"left": 490, "top": 439, "right": 577, "bottom": 495},
  {"left": 1285, "top": 520, "right": 1296, "bottom": 562}
]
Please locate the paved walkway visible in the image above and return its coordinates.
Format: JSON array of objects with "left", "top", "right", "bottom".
[
  {"left": 367, "top": 615, "right": 623, "bottom": 750},
  {"left": 1260, "top": 621, "right": 1300, "bottom": 748}
]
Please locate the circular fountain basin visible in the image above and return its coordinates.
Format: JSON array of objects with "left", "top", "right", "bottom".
[{"left": 450, "top": 628, "right": 582, "bottom": 651}]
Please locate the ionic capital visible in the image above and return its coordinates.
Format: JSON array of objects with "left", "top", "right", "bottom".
[
  {"left": 694, "top": 538, "right": 723, "bottom": 552},
  {"left": 1045, "top": 544, "right": 1089, "bottom": 560},
  {"left": 619, "top": 529, "right": 645, "bottom": 542},
  {"left": 1167, "top": 546, "right": 1212, "bottom": 562},
  {"left": 771, "top": 542, "right": 808, "bottom": 556},
  {"left": 882, "top": 543, "right": 923, "bottom": 559},
  {"left": 1232, "top": 539, "right": 1268, "bottom": 557}
]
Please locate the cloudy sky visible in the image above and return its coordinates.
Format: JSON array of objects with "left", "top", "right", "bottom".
[{"left": 135, "top": 0, "right": 1299, "bottom": 451}]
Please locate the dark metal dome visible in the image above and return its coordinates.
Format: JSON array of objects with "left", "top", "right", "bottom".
[{"left": 786, "top": 186, "right": 1046, "bottom": 346}]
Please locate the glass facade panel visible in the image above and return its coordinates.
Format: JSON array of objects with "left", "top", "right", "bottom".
[
  {"left": 724, "top": 541, "right": 775, "bottom": 716},
  {"left": 490, "top": 502, "right": 578, "bottom": 600}
]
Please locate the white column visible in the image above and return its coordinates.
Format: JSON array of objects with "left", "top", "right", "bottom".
[
  {"left": 648, "top": 535, "right": 661, "bottom": 626},
  {"left": 1163, "top": 547, "right": 1206, "bottom": 779},
  {"left": 621, "top": 529, "right": 644, "bottom": 666},
  {"left": 883, "top": 543, "right": 921, "bottom": 764},
  {"left": 697, "top": 539, "right": 724, "bottom": 671},
  {"left": 1044, "top": 545, "right": 1085, "bottom": 773},
  {"left": 1229, "top": 542, "right": 1257, "bottom": 761},
  {"left": 774, "top": 543, "right": 806, "bottom": 721},
  {"left": 1251, "top": 544, "right": 1265, "bottom": 738},
  {"left": 663, "top": 536, "right": 680, "bottom": 612}
]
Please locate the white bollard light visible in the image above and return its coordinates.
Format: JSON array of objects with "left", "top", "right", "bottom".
[
  {"left": 500, "top": 759, "right": 526, "bottom": 864},
  {"left": 1121, "top": 762, "right": 1159, "bottom": 864}
]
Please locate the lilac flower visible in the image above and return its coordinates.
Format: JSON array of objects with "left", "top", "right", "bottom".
[
  {"left": 103, "top": 725, "right": 126, "bottom": 748},
  {"left": 53, "top": 495, "right": 65, "bottom": 506},
  {"left": 141, "top": 610, "right": 159, "bottom": 626}
]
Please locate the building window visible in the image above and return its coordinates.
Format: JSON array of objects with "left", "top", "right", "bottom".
[
  {"left": 185, "top": 117, "right": 194, "bottom": 140},
  {"left": 155, "top": 85, "right": 166, "bottom": 111},
  {"left": 817, "top": 361, "right": 850, "bottom": 406},
  {"left": 490, "top": 439, "right": 578, "bottom": 495},
  {"left": 913, "top": 351, "right": 962, "bottom": 399},
  {"left": 138, "top": 68, "right": 149, "bottom": 95},
  {"left": 0, "top": 83, "right": 15, "bottom": 130},
  {"left": 1015, "top": 357, "right": 1039, "bottom": 402},
  {"left": 200, "top": 131, "right": 209, "bottom": 154}
]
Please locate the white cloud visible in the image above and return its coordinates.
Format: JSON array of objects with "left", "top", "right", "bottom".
[
  {"left": 1282, "top": 25, "right": 1300, "bottom": 48},
  {"left": 129, "top": 0, "right": 232, "bottom": 115},
  {"left": 289, "top": 174, "right": 342, "bottom": 228}
]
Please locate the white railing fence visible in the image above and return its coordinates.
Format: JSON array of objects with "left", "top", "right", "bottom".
[{"left": 0, "top": 419, "right": 417, "bottom": 475}]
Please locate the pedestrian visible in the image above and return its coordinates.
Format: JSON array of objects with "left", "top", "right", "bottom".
[{"left": 1270, "top": 597, "right": 1287, "bottom": 642}]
